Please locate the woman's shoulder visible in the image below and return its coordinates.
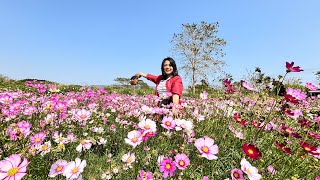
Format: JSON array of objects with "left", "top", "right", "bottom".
[{"left": 172, "top": 75, "right": 182, "bottom": 80}]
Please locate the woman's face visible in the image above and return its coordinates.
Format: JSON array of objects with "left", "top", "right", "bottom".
[{"left": 163, "top": 60, "right": 173, "bottom": 76}]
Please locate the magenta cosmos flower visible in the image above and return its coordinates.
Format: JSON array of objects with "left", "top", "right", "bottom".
[
  {"left": 231, "top": 168, "right": 244, "bottom": 180},
  {"left": 194, "top": 136, "right": 219, "bottom": 160},
  {"left": 286, "top": 61, "right": 303, "bottom": 72},
  {"left": 174, "top": 153, "right": 190, "bottom": 170},
  {"left": 159, "top": 157, "right": 176, "bottom": 178},
  {"left": 30, "top": 132, "right": 46, "bottom": 145},
  {"left": 0, "top": 154, "right": 29, "bottom": 180}
]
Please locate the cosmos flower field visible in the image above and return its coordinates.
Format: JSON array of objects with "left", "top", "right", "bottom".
[{"left": 0, "top": 62, "right": 319, "bottom": 180}]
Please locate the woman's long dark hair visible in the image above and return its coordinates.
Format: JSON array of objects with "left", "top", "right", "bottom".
[{"left": 161, "top": 57, "right": 179, "bottom": 79}]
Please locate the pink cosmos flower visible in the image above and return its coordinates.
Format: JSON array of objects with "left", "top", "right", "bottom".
[
  {"left": 0, "top": 154, "right": 29, "bottom": 180},
  {"left": 194, "top": 136, "right": 219, "bottom": 160},
  {"left": 67, "top": 132, "right": 77, "bottom": 143},
  {"left": 203, "top": 176, "right": 209, "bottom": 180},
  {"left": 54, "top": 102, "right": 67, "bottom": 111},
  {"left": 141, "top": 105, "right": 153, "bottom": 114},
  {"left": 286, "top": 88, "right": 307, "bottom": 101},
  {"left": 17, "top": 121, "right": 32, "bottom": 137},
  {"left": 74, "top": 109, "right": 91, "bottom": 121},
  {"left": 30, "top": 132, "right": 46, "bottom": 145},
  {"left": 161, "top": 116, "right": 176, "bottom": 130},
  {"left": 138, "top": 119, "right": 157, "bottom": 132},
  {"left": 157, "top": 155, "right": 165, "bottom": 165},
  {"left": 49, "top": 84, "right": 60, "bottom": 92},
  {"left": 159, "top": 157, "right": 176, "bottom": 178},
  {"left": 267, "top": 165, "right": 276, "bottom": 175},
  {"left": 122, "top": 152, "right": 135, "bottom": 166},
  {"left": 9, "top": 102, "right": 22, "bottom": 113},
  {"left": 228, "top": 124, "right": 244, "bottom": 139},
  {"left": 53, "top": 132, "right": 68, "bottom": 144},
  {"left": 200, "top": 91, "right": 208, "bottom": 100},
  {"left": 242, "top": 81, "right": 258, "bottom": 92},
  {"left": 23, "top": 106, "right": 37, "bottom": 115},
  {"left": 63, "top": 158, "right": 86, "bottom": 180},
  {"left": 0, "top": 94, "right": 13, "bottom": 104},
  {"left": 137, "top": 170, "right": 153, "bottom": 180},
  {"left": 193, "top": 109, "right": 205, "bottom": 121},
  {"left": 38, "top": 141, "right": 51, "bottom": 156},
  {"left": 174, "top": 153, "right": 190, "bottom": 170},
  {"left": 240, "top": 158, "right": 261, "bottom": 180},
  {"left": 286, "top": 61, "right": 303, "bottom": 72},
  {"left": 125, "top": 130, "right": 143, "bottom": 148},
  {"left": 305, "top": 82, "right": 318, "bottom": 91},
  {"left": 67, "top": 98, "right": 78, "bottom": 107},
  {"left": 76, "top": 139, "right": 92, "bottom": 152},
  {"left": 48, "top": 159, "right": 68, "bottom": 177},
  {"left": 231, "top": 168, "right": 244, "bottom": 180}
]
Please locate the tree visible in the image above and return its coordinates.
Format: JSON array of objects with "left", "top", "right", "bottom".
[
  {"left": 171, "top": 21, "right": 227, "bottom": 93},
  {"left": 114, "top": 77, "right": 149, "bottom": 89},
  {"left": 316, "top": 71, "right": 320, "bottom": 85}
]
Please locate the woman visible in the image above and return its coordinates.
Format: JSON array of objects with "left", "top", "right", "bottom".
[{"left": 131, "top": 57, "right": 183, "bottom": 109}]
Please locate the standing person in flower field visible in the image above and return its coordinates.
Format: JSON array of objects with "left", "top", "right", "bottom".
[{"left": 131, "top": 57, "right": 183, "bottom": 113}]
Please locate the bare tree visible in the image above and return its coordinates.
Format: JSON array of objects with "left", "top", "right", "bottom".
[
  {"left": 316, "top": 71, "right": 320, "bottom": 85},
  {"left": 171, "top": 21, "right": 227, "bottom": 93}
]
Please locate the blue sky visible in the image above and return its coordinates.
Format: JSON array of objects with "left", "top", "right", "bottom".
[{"left": 1, "top": 1, "right": 319, "bottom": 87}]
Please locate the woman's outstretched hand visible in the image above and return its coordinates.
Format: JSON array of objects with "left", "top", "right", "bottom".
[{"left": 130, "top": 73, "right": 142, "bottom": 85}]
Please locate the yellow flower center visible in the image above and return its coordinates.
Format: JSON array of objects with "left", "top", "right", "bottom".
[
  {"left": 304, "top": 147, "right": 311, "bottom": 151},
  {"left": 145, "top": 125, "right": 150, "bottom": 129},
  {"left": 81, "top": 140, "right": 85, "bottom": 145},
  {"left": 132, "top": 138, "right": 137, "bottom": 142},
  {"left": 56, "top": 166, "right": 63, "bottom": 172},
  {"left": 236, "top": 118, "right": 241, "bottom": 122},
  {"left": 165, "top": 122, "right": 171, "bottom": 126},
  {"left": 179, "top": 161, "right": 185, "bottom": 166},
  {"left": 7, "top": 167, "right": 19, "bottom": 177},
  {"left": 5, "top": 99, "right": 9, "bottom": 103},
  {"left": 35, "top": 137, "right": 41, "bottom": 142},
  {"left": 248, "top": 149, "right": 254, "bottom": 154},
  {"left": 72, "top": 168, "right": 78, "bottom": 173},
  {"left": 202, "top": 146, "right": 209, "bottom": 153},
  {"left": 126, "top": 157, "right": 131, "bottom": 163},
  {"left": 285, "top": 129, "right": 292, "bottom": 133},
  {"left": 81, "top": 115, "right": 85, "bottom": 119},
  {"left": 233, "top": 172, "right": 239, "bottom": 178},
  {"left": 165, "top": 164, "right": 171, "bottom": 170},
  {"left": 42, "top": 145, "right": 48, "bottom": 151}
]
